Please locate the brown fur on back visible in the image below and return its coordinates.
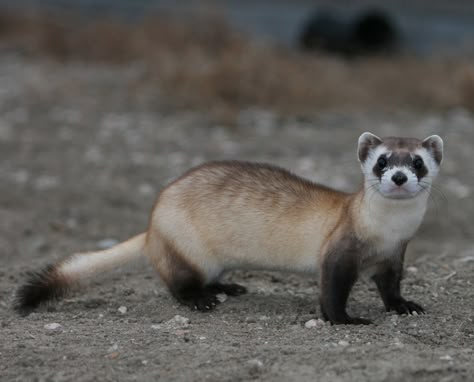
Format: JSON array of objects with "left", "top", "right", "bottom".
[
  {"left": 163, "top": 160, "right": 348, "bottom": 210},
  {"left": 148, "top": 161, "right": 352, "bottom": 279}
]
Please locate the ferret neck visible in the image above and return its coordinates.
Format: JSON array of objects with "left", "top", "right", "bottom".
[{"left": 353, "top": 187, "right": 429, "bottom": 247}]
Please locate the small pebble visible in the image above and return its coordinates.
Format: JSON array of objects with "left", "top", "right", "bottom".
[
  {"left": 440, "top": 355, "right": 453, "bottom": 361},
  {"left": 118, "top": 306, "right": 127, "bottom": 314},
  {"left": 44, "top": 323, "right": 62, "bottom": 331},
  {"left": 338, "top": 340, "right": 350, "bottom": 347},
  {"left": 216, "top": 293, "right": 228, "bottom": 303},
  {"left": 407, "top": 266, "right": 418, "bottom": 273},
  {"left": 167, "top": 315, "right": 190, "bottom": 328},
  {"left": 304, "top": 319, "right": 325, "bottom": 329},
  {"left": 106, "top": 352, "right": 119, "bottom": 359}
]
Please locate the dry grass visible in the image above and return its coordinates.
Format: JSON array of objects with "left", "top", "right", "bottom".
[{"left": 0, "top": 9, "right": 473, "bottom": 118}]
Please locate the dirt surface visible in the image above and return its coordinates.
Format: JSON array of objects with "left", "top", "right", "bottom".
[{"left": 0, "top": 55, "right": 473, "bottom": 381}]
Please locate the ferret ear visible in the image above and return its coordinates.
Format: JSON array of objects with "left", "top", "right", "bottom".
[
  {"left": 422, "top": 135, "right": 443, "bottom": 165},
  {"left": 357, "top": 132, "right": 382, "bottom": 162}
]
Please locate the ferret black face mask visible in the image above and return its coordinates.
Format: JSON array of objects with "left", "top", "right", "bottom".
[{"left": 358, "top": 132, "right": 443, "bottom": 200}]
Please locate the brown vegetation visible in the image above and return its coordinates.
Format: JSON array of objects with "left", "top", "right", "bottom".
[{"left": 0, "top": 9, "right": 473, "bottom": 117}]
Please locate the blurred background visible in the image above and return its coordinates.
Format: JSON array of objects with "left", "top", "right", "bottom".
[{"left": 0, "top": 0, "right": 473, "bottom": 118}]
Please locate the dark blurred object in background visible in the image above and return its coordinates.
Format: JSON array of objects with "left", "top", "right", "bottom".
[
  {"left": 300, "top": 8, "right": 399, "bottom": 56},
  {"left": 0, "top": 7, "right": 472, "bottom": 117}
]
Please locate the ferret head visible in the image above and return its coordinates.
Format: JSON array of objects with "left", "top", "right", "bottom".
[{"left": 357, "top": 132, "right": 443, "bottom": 200}]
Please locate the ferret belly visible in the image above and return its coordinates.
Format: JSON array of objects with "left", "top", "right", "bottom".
[
  {"left": 206, "top": 216, "right": 322, "bottom": 273},
  {"left": 154, "top": 203, "right": 328, "bottom": 276}
]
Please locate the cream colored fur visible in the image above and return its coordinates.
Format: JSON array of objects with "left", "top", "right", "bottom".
[
  {"left": 58, "top": 233, "right": 145, "bottom": 281},
  {"left": 150, "top": 177, "right": 345, "bottom": 280}
]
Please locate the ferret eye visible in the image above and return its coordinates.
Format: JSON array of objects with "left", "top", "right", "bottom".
[
  {"left": 377, "top": 156, "right": 387, "bottom": 169},
  {"left": 413, "top": 157, "right": 424, "bottom": 170}
]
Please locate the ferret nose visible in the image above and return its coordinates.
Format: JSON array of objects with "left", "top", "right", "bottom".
[{"left": 392, "top": 171, "right": 408, "bottom": 186}]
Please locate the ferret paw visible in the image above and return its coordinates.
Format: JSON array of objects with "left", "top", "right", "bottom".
[
  {"left": 207, "top": 283, "right": 247, "bottom": 296},
  {"left": 390, "top": 299, "right": 425, "bottom": 315},
  {"left": 192, "top": 293, "right": 220, "bottom": 312}
]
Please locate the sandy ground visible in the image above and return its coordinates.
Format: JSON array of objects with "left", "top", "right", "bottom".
[{"left": 0, "top": 55, "right": 473, "bottom": 381}]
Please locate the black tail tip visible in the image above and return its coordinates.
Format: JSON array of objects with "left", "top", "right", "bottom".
[{"left": 14, "top": 264, "right": 66, "bottom": 316}]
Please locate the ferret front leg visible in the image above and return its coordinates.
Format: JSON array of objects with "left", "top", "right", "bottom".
[
  {"left": 320, "top": 249, "right": 372, "bottom": 325},
  {"left": 372, "top": 247, "right": 425, "bottom": 315}
]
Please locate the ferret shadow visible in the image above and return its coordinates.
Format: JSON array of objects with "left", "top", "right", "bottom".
[{"left": 229, "top": 292, "right": 317, "bottom": 317}]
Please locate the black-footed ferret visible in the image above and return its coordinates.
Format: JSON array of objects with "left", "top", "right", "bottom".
[{"left": 15, "top": 133, "right": 443, "bottom": 325}]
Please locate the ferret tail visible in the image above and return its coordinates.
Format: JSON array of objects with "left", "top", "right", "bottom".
[{"left": 14, "top": 233, "right": 146, "bottom": 315}]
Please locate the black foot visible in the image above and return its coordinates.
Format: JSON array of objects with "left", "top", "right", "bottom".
[
  {"left": 175, "top": 290, "right": 220, "bottom": 312},
  {"left": 207, "top": 283, "right": 247, "bottom": 296},
  {"left": 320, "top": 305, "right": 373, "bottom": 325},
  {"left": 389, "top": 299, "right": 425, "bottom": 315},
  {"left": 190, "top": 292, "right": 220, "bottom": 312}
]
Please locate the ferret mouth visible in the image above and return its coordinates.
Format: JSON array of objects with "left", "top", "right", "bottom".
[{"left": 378, "top": 186, "right": 419, "bottom": 200}]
